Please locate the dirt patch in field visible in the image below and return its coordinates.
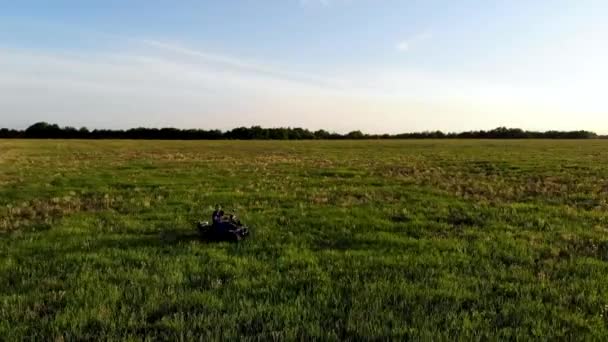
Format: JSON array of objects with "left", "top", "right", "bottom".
[
  {"left": 0, "top": 192, "right": 165, "bottom": 233},
  {"left": 0, "top": 146, "right": 19, "bottom": 186}
]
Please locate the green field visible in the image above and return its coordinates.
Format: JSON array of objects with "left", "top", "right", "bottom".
[{"left": 1, "top": 139, "right": 608, "bottom": 340}]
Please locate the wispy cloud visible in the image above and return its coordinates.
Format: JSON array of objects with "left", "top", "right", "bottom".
[
  {"left": 395, "top": 31, "right": 432, "bottom": 52},
  {"left": 0, "top": 45, "right": 366, "bottom": 131},
  {"left": 139, "top": 39, "right": 347, "bottom": 88},
  {"left": 0, "top": 35, "right": 601, "bottom": 133},
  {"left": 298, "top": 0, "right": 350, "bottom": 7}
]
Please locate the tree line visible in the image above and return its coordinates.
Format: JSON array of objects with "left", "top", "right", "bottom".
[{"left": 0, "top": 122, "right": 602, "bottom": 140}]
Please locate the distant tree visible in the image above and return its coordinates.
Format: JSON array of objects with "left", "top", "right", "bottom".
[
  {"left": 313, "top": 129, "right": 331, "bottom": 139},
  {"left": 78, "top": 127, "right": 90, "bottom": 138},
  {"left": 268, "top": 128, "right": 288, "bottom": 140},
  {"left": 287, "top": 127, "right": 314, "bottom": 140},
  {"left": 24, "top": 122, "right": 62, "bottom": 138},
  {"left": 346, "top": 130, "right": 365, "bottom": 139},
  {"left": 0, "top": 128, "right": 21, "bottom": 138},
  {"left": 0, "top": 122, "right": 600, "bottom": 140},
  {"left": 226, "top": 127, "right": 251, "bottom": 140}
]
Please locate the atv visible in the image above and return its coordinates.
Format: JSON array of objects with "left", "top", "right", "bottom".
[{"left": 197, "top": 214, "right": 250, "bottom": 241}]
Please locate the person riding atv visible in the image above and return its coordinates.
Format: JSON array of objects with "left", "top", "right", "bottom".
[
  {"left": 212, "top": 208, "right": 239, "bottom": 231},
  {"left": 198, "top": 206, "right": 250, "bottom": 241}
]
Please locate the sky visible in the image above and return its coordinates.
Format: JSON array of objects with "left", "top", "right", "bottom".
[{"left": 1, "top": 0, "right": 607, "bottom": 133}]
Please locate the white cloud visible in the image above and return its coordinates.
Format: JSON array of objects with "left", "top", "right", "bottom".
[
  {"left": 395, "top": 31, "right": 432, "bottom": 52},
  {"left": 0, "top": 38, "right": 605, "bottom": 133},
  {"left": 395, "top": 41, "right": 410, "bottom": 52}
]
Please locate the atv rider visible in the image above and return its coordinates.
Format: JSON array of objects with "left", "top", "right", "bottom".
[{"left": 212, "top": 206, "right": 239, "bottom": 232}]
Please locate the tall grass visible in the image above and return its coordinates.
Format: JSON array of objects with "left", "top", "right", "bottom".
[{"left": 1, "top": 139, "right": 608, "bottom": 339}]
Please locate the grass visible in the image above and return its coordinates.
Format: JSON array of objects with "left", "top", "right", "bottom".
[{"left": 1, "top": 139, "right": 608, "bottom": 340}]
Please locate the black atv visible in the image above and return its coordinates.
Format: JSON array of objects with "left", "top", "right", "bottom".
[{"left": 197, "top": 214, "right": 250, "bottom": 241}]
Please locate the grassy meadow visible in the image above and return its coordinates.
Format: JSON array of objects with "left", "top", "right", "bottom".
[{"left": 1, "top": 139, "right": 608, "bottom": 340}]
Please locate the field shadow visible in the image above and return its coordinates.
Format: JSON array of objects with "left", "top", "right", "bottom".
[
  {"left": 5, "top": 228, "right": 206, "bottom": 259},
  {"left": 83, "top": 227, "right": 223, "bottom": 252}
]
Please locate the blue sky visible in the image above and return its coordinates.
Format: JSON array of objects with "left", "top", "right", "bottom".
[{"left": 1, "top": 0, "right": 607, "bottom": 133}]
